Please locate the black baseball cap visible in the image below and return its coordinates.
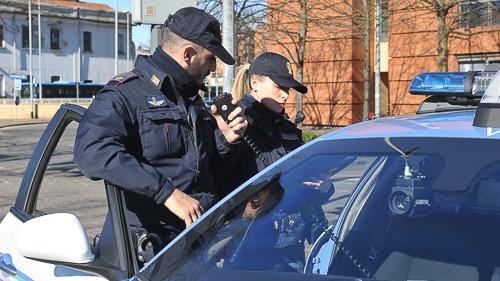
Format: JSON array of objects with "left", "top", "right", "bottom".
[
  {"left": 164, "top": 7, "right": 235, "bottom": 65},
  {"left": 248, "top": 52, "right": 308, "bottom": 94}
]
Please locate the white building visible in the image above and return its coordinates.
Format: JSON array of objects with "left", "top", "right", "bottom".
[{"left": 0, "top": 0, "right": 134, "bottom": 98}]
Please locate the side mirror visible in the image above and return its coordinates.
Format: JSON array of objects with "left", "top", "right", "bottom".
[
  {"left": 294, "top": 111, "right": 305, "bottom": 125},
  {"left": 17, "top": 213, "right": 95, "bottom": 264}
]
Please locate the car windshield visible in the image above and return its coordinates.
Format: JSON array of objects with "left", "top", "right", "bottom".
[{"left": 138, "top": 137, "right": 500, "bottom": 281}]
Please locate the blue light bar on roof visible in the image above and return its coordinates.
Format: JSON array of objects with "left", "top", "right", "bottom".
[
  {"left": 409, "top": 71, "right": 495, "bottom": 97},
  {"left": 410, "top": 72, "right": 466, "bottom": 95}
]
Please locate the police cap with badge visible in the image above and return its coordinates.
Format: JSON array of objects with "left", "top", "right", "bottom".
[
  {"left": 164, "top": 7, "right": 235, "bottom": 65},
  {"left": 249, "top": 52, "right": 308, "bottom": 94}
]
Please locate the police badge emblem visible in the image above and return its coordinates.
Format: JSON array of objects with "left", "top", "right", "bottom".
[
  {"left": 146, "top": 95, "right": 167, "bottom": 107},
  {"left": 286, "top": 62, "right": 293, "bottom": 75}
]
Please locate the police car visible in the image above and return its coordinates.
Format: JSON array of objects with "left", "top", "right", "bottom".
[{"left": 1, "top": 69, "right": 500, "bottom": 281}]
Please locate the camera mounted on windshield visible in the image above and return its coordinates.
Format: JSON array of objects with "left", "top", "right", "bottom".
[
  {"left": 388, "top": 173, "right": 432, "bottom": 217},
  {"left": 384, "top": 137, "right": 432, "bottom": 217}
]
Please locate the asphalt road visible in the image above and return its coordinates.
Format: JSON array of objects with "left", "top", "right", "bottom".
[{"left": 0, "top": 123, "right": 107, "bottom": 241}]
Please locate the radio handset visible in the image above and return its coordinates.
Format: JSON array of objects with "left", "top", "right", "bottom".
[{"left": 212, "top": 93, "right": 271, "bottom": 167}]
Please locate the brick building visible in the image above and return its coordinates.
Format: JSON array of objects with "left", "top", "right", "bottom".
[
  {"left": 256, "top": 0, "right": 500, "bottom": 126},
  {"left": 390, "top": 0, "right": 500, "bottom": 115}
]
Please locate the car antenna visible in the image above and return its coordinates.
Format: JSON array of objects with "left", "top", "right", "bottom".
[{"left": 384, "top": 137, "right": 419, "bottom": 178}]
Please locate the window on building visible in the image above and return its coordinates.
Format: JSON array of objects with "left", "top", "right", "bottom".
[
  {"left": 118, "top": 34, "right": 124, "bottom": 54},
  {"left": 206, "top": 85, "right": 223, "bottom": 100},
  {"left": 22, "top": 25, "right": 29, "bottom": 48},
  {"left": 51, "top": 75, "right": 61, "bottom": 82},
  {"left": 21, "top": 25, "right": 39, "bottom": 49},
  {"left": 459, "top": 60, "right": 500, "bottom": 71},
  {"left": 83, "top": 31, "right": 92, "bottom": 52},
  {"left": 50, "top": 28, "right": 60, "bottom": 50},
  {"left": 0, "top": 25, "right": 4, "bottom": 48},
  {"left": 460, "top": 0, "right": 500, "bottom": 28},
  {"left": 380, "top": 0, "right": 389, "bottom": 42}
]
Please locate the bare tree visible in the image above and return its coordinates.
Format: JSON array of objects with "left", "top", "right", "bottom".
[
  {"left": 265, "top": 0, "right": 309, "bottom": 120},
  {"left": 391, "top": 0, "right": 494, "bottom": 72},
  {"left": 409, "top": 0, "right": 461, "bottom": 72},
  {"left": 263, "top": 0, "right": 352, "bottom": 124},
  {"left": 322, "top": 0, "right": 375, "bottom": 120},
  {"left": 255, "top": 0, "right": 382, "bottom": 124},
  {"left": 199, "top": 0, "right": 266, "bottom": 65},
  {"left": 200, "top": 0, "right": 378, "bottom": 124}
]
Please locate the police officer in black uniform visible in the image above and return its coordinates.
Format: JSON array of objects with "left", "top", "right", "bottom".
[
  {"left": 218, "top": 52, "right": 307, "bottom": 196},
  {"left": 74, "top": 7, "right": 247, "bottom": 253},
  {"left": 212, "top": 52, "right": 330, "bottom": 272}
]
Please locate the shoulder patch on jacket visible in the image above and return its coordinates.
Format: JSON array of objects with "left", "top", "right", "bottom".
[{"left": 107, "top": 71, "right": 139, "bottom": 87}]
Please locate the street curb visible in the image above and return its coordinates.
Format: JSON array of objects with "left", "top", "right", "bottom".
[{"left": 0, "top": 121, "right": 49, "bottom": 129}]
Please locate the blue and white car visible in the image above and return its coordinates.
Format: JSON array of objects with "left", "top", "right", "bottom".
[{"left": 1, "top": 70, "right": 500, "bottom": 281}]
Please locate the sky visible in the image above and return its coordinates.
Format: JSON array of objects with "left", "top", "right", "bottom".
[{"left": 86, "top": 0, "right": 151, "bottom": 48}]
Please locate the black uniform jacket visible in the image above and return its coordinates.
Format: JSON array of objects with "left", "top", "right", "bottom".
[
  {"left": 74, "top": 47, "right": 239, "bottom": 231},
  {"left": 217, "top": 94, "right": 303, "bottom": 198}
]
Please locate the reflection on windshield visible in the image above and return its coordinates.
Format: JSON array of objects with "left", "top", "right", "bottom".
[
  {"left": 170, "top": 177, "right": 321, "bottom": 280},
  {"left": 162, "top": 154, "right": 374, "bottom": 281},
  {"left": 204, "top": 177, "right": 286, "bottom": 269},
  {"left": 142, "top": 138, "right": 500, "bottom": 281}
]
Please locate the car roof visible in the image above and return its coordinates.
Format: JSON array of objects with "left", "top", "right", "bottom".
[{"left": 323, "top": 109, "right": 500, "bottom": 140}]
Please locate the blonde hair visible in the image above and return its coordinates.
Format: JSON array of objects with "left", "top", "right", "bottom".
[
  {"left": 231, "top": 63, "right": 251, "bottom": 101},
  {"left": 231, "top": 63, "right": 267, "bottom": 101}
]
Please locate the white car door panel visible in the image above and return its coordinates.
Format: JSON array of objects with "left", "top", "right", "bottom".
[{"left": 0, "top": 105, "right": 133, "bottom": 280}]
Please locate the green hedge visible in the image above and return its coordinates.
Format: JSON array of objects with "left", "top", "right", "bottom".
[{"left": 302, "top": 130, "right": 320, "bottom": 143}]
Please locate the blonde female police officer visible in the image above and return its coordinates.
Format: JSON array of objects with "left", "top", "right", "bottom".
[
  {"left": 218, "top": 52, "right": 308, "bottom": 196},
  {"left": 213, "top": 52, "right": 330, "bottom": 272}
]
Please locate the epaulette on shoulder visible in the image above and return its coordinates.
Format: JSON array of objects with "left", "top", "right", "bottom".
[{"left": 107, "top": 71, "right": 139, "bottom": 87}]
